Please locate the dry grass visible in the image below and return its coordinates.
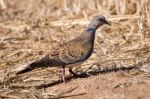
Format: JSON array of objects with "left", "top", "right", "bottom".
[{"left": 0, "top": 0, "right": 150, "bottom": 98}]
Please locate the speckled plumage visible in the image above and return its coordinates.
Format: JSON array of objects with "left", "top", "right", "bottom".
[{"left": 16, "top": 15, "right": 111, "bottom": 82}]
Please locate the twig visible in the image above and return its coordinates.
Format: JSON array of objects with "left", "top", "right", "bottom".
[{"left": 0, "top": 0, "right": 6, "bottom": 10}]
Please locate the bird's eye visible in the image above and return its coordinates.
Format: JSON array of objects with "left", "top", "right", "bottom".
[{"left": 98, "top": 18, "right": 104, "bottom": 22}]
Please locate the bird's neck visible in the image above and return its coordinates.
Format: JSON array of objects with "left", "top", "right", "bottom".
[
  {"left": 86, "top": 27, "right": 97, "bottom": 37},
  {"left": 80, "top": 27, "right": 97, "bottom": 43},
  {"left": 86, "top": 28, "right": 96, "bottom": 33}
]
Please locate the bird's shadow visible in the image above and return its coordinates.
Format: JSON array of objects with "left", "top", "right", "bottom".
[{"left": 36, "top": 65, "right": 135, "bottom": 89}]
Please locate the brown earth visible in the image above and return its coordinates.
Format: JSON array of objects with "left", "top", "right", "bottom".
[{"left": 0, "top": 0, "right": 150, "bottom": 99}]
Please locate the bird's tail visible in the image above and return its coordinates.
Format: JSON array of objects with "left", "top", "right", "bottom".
[
  {"left": 15, "top": 55, "right": 52, "bottom": 74},
  {"left": 15, "top": 62, "right": 39, "bottom": 74}
]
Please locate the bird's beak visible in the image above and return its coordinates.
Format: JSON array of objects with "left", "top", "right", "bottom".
[{"left": 104, "top": 20, "right": 111, "bottom": 26}]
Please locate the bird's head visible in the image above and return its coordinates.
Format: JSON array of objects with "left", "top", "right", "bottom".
[{"left": 88, "top": 15, "right": 111, "bottom": 30}]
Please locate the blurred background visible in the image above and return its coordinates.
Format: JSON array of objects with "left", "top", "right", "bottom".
[
  {"left": 0, "top": 0, "right": 150, "bottom": 99},
  {"left": 0, "top": 0, "right": 149, "bottom": 21}
]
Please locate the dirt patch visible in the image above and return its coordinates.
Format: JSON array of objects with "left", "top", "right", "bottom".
[{"left": 0, "top": 0, "right": 150, "bottom": 99}]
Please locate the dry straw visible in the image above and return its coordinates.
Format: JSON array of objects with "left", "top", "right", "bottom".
[{"left": 0, "top": 0, "right": 150, "bottom": 98}]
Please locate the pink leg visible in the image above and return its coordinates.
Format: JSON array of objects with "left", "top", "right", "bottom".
[
  {"left": 62, "top": 67, "right": 65, "bottom": 83},
  {"left": 59, "top": 67, "right": 66, "bottom": 83}
]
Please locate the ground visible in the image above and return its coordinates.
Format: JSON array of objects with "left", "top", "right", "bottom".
[{"left": 0, "top": 0, "right": 150, "bottom": 99}]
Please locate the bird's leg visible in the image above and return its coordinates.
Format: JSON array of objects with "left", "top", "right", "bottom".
[
  {"left": 62, "top": 66, "right": 66, "bottom": 82},
  {"left": 69, "top": 67, "right": 88, "bottom": 78},
  {"left": 59, "top": 66, "right": 66, "bottom": 83},
  {"left": 69, "top": 67, "right": 79, "bottom": 77}
]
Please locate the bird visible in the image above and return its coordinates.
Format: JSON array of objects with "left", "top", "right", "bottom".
[{"left": 15, "top": 15, "right": 111, "bottom": 82}]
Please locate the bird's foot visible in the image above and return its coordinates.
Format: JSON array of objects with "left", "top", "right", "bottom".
[
  {"left": 69, "top": 69, "right": 88, "bottom": 78},
  {"left": 75, "top": 72, "right": 89, "bottom": 78}
]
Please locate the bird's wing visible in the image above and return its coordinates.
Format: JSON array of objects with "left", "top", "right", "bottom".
[
  {"left": 40, "top": 44, "right": 65, "bottom": 66},
  {"left": 58, "top": 40, "right": 90, "bottom": 64},
  {"left": 36, "top": 40, "right": 91, "bottom": 66}
]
